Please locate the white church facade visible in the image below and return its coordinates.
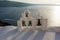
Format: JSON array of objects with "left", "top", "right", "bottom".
[{"left": 17, "top": 9, "right": 48, "bottom": 31}]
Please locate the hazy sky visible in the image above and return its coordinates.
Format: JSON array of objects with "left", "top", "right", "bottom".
[{"left": 1, "top": 0, "right": 60, "bottom": 4}]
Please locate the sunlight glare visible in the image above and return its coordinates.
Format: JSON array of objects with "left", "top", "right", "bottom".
[{"left": 51, "top": 6, "right": 60, "bottom": 26}]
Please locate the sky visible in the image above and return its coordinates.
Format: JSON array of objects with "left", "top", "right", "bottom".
[{"left": 1, "top": 0, "right": 60, "bottom": 4}]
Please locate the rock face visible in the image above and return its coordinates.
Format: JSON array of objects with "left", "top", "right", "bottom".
[
  {"left": 17, "top": 9, "right": 48, "bottom": 31},
  {"left": 0, "top": 21, "right": 11, "bottom": 26}
]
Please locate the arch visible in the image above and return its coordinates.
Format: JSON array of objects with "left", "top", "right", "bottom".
[
  {"left": 36, "top": 19, "right": 41, "bottom": 26},
  {"left": 25, "top": 12, "right": 28, "bottom": 17},
  {"left": 22, "top": 20, "right": 26, "bottom": 26},
  {"left": 28, "top": 21, "right": 32, "bottom": 26}
]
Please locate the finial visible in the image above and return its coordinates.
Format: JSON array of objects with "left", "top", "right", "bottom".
[{"left": 24, "top": 8, "right": 30, "bottom": 14}]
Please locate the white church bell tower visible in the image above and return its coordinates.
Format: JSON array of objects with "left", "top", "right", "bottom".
[{"left": 17, "top": 9, "right": 48, "bottom": 31}]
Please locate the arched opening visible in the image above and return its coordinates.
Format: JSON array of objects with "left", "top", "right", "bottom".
[
  {"left": 37, "top": 19, "right": 41, "bottom": 26},
  {"left": 28, "top": 21, "right": 32, "bottom": 26},
  {"left": 26, "top": 12, "right": 28, "bottom": 17},
  {"left": 22, "top": 20, "right": 26, "bottom": 26}
]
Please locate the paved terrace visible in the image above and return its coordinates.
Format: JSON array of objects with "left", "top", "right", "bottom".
[{"left": 0, "top": 26, "right": 60, "bottom": 40}]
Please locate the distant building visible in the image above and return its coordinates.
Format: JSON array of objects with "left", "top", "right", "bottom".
[{"left": 17, "top": 9, "right": 48, "bottom": 31}]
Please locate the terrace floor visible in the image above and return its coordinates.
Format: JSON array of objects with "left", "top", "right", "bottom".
[{"left": 0, "top": 26, "right": 60, "bottom": 40}]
